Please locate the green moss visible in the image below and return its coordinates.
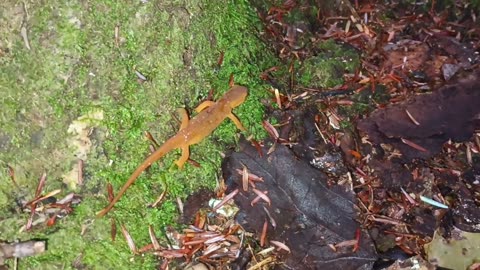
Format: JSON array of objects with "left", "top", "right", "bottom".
[
  {"left": 337, "top": 84, "right": 391, "bottom": 120},
  {"left": 298, "top": 40, "right": 360, "bottom": 89},
  {"left": 0, "top": 0, "right": 274, "bottom": 269}
]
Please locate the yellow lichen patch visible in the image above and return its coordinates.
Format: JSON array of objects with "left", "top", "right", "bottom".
[{"left": 63, "top": 110, "right": 103, "bottom": 189}]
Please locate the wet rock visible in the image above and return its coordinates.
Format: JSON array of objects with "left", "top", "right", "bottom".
[
  {"left": 309, "top": 149, "right": 347, "bottom": 176},
  {"left": 442, "top": 63, "right": 460, "bottom": 81}
]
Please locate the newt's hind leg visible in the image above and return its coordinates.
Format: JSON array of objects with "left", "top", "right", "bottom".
[
  {"left": 195, "top": 101, "right": 215, "bottom": 113},
  {"left": 177, "top": 108, "right": 189, "bottom": 130},
  {"left": 175, "top": 146, "right": 190, "bottom": 169},
  {"left": 227, "top": 113, "right": 246, "bottom": 131}
]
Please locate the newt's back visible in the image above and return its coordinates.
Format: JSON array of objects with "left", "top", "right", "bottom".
[{"left": 177, "top": 86, "right": 247, "bottom": 145}]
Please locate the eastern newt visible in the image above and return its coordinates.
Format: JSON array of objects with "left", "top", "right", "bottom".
[{"left": 96, "top": 85, "right": 248, "bottom": 217}]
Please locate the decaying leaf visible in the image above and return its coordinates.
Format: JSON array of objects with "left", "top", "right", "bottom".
[
  {"left": 222, "top": 139, "right": 377, "bottom": 269},
  {"left": 425, "top": 228, "right": 480, "bottom": 270},
  {"left": 358, "top": 75, "right": 480, "bottom": 161}
]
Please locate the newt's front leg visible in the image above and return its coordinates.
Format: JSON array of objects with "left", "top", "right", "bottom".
[
  {"left": 175, "top": 146, "right": 190, "bottom": 169},
  {"left": 228, "top": 113, "right": 246, "bottom": 131},
  {"left": 177, "top": 108, "right": 190, "bottom": 130},
  {"left": 195, "top": 100, "right": 215, "bottom": 113}
]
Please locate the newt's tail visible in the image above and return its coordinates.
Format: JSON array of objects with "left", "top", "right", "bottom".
[{"left": 96, "top": 142, "right": 176, "bottom": 218}]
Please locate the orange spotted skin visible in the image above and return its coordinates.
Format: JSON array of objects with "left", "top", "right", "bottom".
[{"left": 97, "top": 86, "right": 247, "bottom": 217}]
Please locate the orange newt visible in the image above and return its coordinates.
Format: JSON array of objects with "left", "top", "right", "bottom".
[{"left": 96, "top": 85, "right": 248, "bottom": 217}]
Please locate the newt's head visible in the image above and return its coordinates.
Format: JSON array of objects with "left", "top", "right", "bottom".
[{"left": 225, "top": 85, "right": 248, "bottom": 108}]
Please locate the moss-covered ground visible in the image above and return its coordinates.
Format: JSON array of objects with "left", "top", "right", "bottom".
[{"left": 0, "top": 1, "right": 275, "bottom": 269}]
